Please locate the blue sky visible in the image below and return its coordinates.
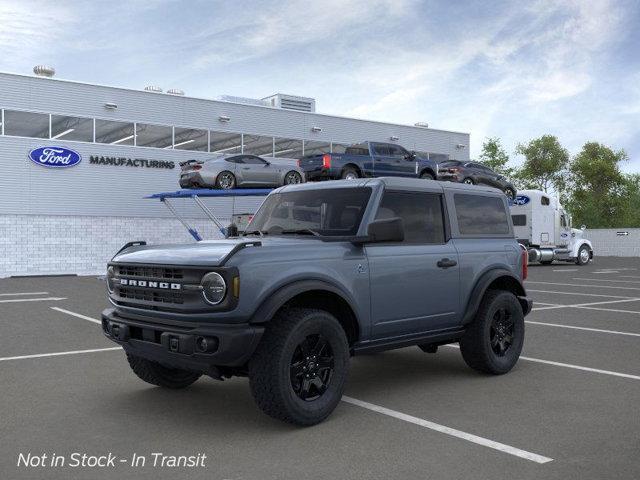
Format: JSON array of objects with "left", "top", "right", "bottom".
[{"left": 1, "top": 0, "right": 639, "bottom": 171}]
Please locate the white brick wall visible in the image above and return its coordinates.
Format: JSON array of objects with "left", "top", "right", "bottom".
[
  {"left": 0, "top": 214, "right": 226, "bottom": 277},
  {"left": 583, "top": 228, "right": 640, "bottom": 257}
]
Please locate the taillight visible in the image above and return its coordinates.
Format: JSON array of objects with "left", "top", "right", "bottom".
[
  {"left": 521, "top": 246, "right": 528, "bottom": 280},
  {"left": 450, "top": 167, "right": 459, "bottom": 173},
  {"left": 322, "top": 154, "right": 331, "bottom": 169}
]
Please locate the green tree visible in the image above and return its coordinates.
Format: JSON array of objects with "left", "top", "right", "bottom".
[
  {"left": 478, "top": 137, "right": 514, "bottom": 177},
  {"left": 566, "top": 142, "right": 628, "bottom": 228},
  {"left": 515, "top": 135, "right": 569, "bottom": 193},
  {"left": 619, "top": 174, "right": 640, "bottom": 228}
]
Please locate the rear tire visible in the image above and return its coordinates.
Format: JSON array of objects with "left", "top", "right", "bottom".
[
  {"left": 341, "top": 167, "right": 359, "bottom": 180},
  {"left": 459, "top": 290, "right": 524, "bottom": 375},
  {"left": 248, "top": 308, "right": 350, "bottom": 426},
  {"left": 215, "top": 171, "right": 236, "bottom": 189},
  {"left": 126, "top": 353, "right": 201, "bottom": 389}
]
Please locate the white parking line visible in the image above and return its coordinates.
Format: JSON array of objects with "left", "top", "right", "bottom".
[
  {"left": 617, "top": 275, "right": 640, "bottom": 280},
  {"left": 527, "top": 281, "right": 640, "bottom": 291},
  {"left": 531, "top": 297, "right": 640, "bottom": 312},
  {"left": 552, "top": 269, "right": 578, "bottom": 272},
  {"left": 342, "top": 396, "right": 553, "bottom": 464},
  {"left": 51, "top": 307, "right": 101, "bottom": 324},
  {"left": 0, "top": 292, "right": 49, "bottom": 296},
  {"left": 528, "top": 289, "right": 639, "bottom": 299},
  {"left": 444, "top": 345, "right": 640, "bottom": 381},
  {"left": 0, "top": 297, "right": 67, "bottom": 304},
  {"left": 573, "top": 277, "right": 640, "bottom": 284},
  {"left": 525, "top": 320, "right": 640, "bottom": 337},
  {"left": 573, "top": 306, "right": 640, "bottom": 315},
  {"left": 0, "top": 347, "right": 121, "bottom": 362}
]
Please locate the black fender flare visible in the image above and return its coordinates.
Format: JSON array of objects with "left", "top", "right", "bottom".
[
  {"left": 462, "top": 268, "right": 527, "bottom": 325},
  {"left": 249, "top": 279, "right": 361, "bottom": 327}
]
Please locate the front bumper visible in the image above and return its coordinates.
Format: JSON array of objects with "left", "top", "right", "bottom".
[
  {"left": 101, "top": 308, "right": 264, "bottom": 371},
  {"left": 437, "top": 174, "right": 461, "bottom": 182}
]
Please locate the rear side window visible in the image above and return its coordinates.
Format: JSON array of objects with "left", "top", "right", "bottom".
[
  {"left": 454, "top": 194, "right": 510, "bottom": 235},
  {"left": 372, "top": 144, "right": 390, "bottom": 156},
  {"left": 375, "top": 191, "right": 445, "bottom": 244},
  {"left": 511, "top": 214, "right": 527, "bottom": 226}
]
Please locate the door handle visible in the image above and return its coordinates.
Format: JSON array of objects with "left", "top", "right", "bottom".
[
  {"left": 242, "top": 167, "right": 250, "bottom": 170},
  {"left": 437, "top": 258, "right": 457, "bottom": 269}
]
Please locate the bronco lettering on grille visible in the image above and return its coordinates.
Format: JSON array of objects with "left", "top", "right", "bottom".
[{"left": 119, "top": 279, "right": 181, "bottom": 290}]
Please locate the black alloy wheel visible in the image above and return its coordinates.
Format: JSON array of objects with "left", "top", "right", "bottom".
[
  {"left": 489, "top": 307, "right": 514, "bottom": 356},
  {"left": 290, "top": 334, "right": 334, "bottom": 401}
]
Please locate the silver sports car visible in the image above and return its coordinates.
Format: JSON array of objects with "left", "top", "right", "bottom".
[{"left": 179, "top": 154, "right": 305, "bottom": 189}]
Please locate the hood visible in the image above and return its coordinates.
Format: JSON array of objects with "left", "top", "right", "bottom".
[
  {"left": 111, "top": 236, "right": 321, "bottom": 267},
  {"left": 571, "top": 228, "right": 585, "bottom": 239}
]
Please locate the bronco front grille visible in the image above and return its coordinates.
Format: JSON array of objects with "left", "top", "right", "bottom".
[
  {"left": 118, "top": 286, "right": 184, "bottom": 305},
  {"left": 116, "top": 265, "right": 184, "bottom": 280}
]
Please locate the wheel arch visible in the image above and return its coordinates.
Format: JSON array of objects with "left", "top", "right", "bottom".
[
  {"left": 462, "top": 269, "right": 528, "bottom": 324},
  {"left": 249, "top": 280, "right": 361, "bottom": 345},
  {"left": 342, "top": 163, "right": 362, "bottom": 177},
  {"left": 571, "top": 239, "right": 593, "bottom": 258},
  {"left": 419, "top": 167, "right": 436, "bottom": 178}
]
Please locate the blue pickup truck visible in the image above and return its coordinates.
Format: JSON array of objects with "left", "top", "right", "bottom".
[{"left": 298, "top": 141, "right": 438, "bottom": 181}]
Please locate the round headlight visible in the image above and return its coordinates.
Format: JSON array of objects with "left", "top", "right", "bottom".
[
  {"left": 106, "top": 266, "right": 115, "bottom": 293},
  {"left": 201, "top": 272, "right": 227, "bottom": 305}
]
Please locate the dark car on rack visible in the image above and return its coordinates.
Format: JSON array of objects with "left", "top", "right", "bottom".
[{"left": 437, "top": 160, "right": 516, "bottom": 199}]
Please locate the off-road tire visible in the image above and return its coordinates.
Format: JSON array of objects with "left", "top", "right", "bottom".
[
  {"left": 126, "top": 353, "right": 202, "bottom": 389},
  {"left": 420, "top": 171, "right": 435, "bottom": 180},
  {"left": 576, "top": 245, "right": 591, "bottom": 265},
  {"left": 459, "top": 290, "right": 524, "bottom": 375},
  {"left": 248, "top": 308, "right": 350, "bottom": 426},
  {"left": 341, "top": 167, "right": 359, "bottom": 180}
]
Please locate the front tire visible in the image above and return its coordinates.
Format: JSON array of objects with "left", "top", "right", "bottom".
[
  {"left": 576, "top": 245, "right": 591, "bottom": 265},
  {"left": 420, "top": 171, "right": 435, "bottom": 180},
  {"left": 215, "top": 171, "right": 236, "bottom": 189},
  {"left": 249, "top": 308, "right": 350, "bottom": 426},
  {"left": 463, "top": 177, "right": 474, "bottom": 185},
  {"left": 126, "top": 353, "right": 201, "bottom": 389},
  {"left": 459, "top": 290, "right": 524, "bottom": 375}
]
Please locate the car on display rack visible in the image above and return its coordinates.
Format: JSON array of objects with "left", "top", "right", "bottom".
[
  {"left": 179, "top": 154, "right": 305, "bottom": 189},
  {"left": 298, "top": 141, "right": 439, "bottom": 181},
  {"left": 510, "top": 189, "right": 593, "bottom": 265},
  {"left": 437, "top": 160, "right": 517, "bottom": 199},
  {"left": 102, "top": 177, "right": 531, "bottom": 426}
]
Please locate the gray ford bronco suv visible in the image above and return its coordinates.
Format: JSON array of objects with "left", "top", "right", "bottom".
[{"left": 102, "top": 177, "right": 532, "bottom": 425}]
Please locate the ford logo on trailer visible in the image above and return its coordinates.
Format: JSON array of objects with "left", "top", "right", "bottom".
[
  {"left": 512, "top": 195, "right": 530, "bottom": 206},
  {"left": 28, "top": 146, "right": 82, "bottom": 168}
]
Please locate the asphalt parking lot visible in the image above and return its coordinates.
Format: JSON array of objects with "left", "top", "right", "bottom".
[{"left": 1, "top": 257, "right": 639, "bottom": 480}]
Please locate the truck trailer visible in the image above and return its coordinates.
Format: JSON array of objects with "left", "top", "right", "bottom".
[{"left": 510, "top": 190, "right": 593, "bottom": 265}]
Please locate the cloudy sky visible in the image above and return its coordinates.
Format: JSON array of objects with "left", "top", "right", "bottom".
[{"left": 1, "top": 0, "right": 639, "bottom": 170}]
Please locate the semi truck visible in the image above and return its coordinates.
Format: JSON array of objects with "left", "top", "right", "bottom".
[{"left": 510, "top": 190, "right": 593, "bottom": 265}]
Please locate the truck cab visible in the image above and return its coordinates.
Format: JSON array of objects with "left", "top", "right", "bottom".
[{"left": 510, "top": 190, "right": 593, "bottom": 265}]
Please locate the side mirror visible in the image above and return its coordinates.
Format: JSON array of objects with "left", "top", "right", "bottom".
[
  {"left": 581, "top": 224, "right": 586, "bottom": 230},
  {"left": 364, "top": 217, "right": 404, "bottom": 243}
]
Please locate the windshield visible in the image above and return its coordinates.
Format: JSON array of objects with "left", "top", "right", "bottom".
[{"left": 246, "top": 187, "right": 372, "bottom": 237}]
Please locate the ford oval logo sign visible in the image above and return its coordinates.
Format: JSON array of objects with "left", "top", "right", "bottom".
[
  {"left": 28, "top": 146, "right": 82, "bottom": 168},
  {"left": 512, "top": 195, "right": 530, "bottom": 206}
]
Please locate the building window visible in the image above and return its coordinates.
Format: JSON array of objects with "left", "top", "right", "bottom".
[
  {"left": 331, "top": 143, "right": 349, "bottom": 154},
  {"left": 173, "top": 127, "right": 208, "bottom": 151},
  {"left": 95, "top": 119, "right": 135, "bottom": 145},
  {"left": 303, "top": 140, "right": 331, "bottom": 156},
  {"left": 50, "top": 115, "right": 94, "bottom": 142},
  {"left": 3, "top": 110, "right": 50, "bottom": 139},
  {"left": 243, "top": 134, "right": 274, "bottom": 156},
  {"left": 210, "top": 131, "right": 242, "bottom": 154},
  {"left": 135, "top": 123, "right": 173, "bottom": 148},
  {"left": 273, "top": 137, "right": 303, "bottom": 159}
]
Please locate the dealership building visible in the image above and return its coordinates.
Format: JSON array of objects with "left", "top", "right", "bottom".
[{"left": 0, "top": 68, "right": 470, "bottom": 277}]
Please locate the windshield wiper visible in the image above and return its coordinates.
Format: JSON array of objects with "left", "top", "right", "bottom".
[{"left": 280, "top": 228, "right": 321, "bottom": 237}]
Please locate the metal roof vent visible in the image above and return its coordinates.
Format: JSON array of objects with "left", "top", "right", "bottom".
[
  {"left": 262, "top": 93, "right": 316, "bottom": 113},
  {"left": 144, "top": 85, "right": 163, "bottom": 93},
  {"left": 33, "top": 65, "right": 55, "bottom": 77},
  {"left": 414, "top": 122, "right": 429, "bottom": 128},
  {"left": 167, "top": 88, "right": 185, "bottom": 96}
]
